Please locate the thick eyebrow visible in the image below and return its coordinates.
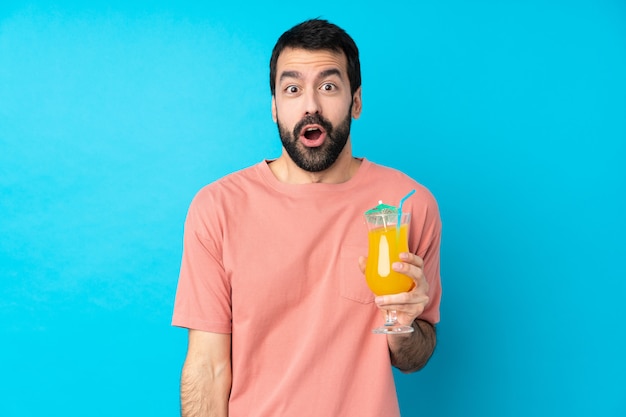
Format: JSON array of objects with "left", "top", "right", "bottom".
[
  {"left": 318, "top": 68, "right": 342, "bottom": 80},
  {"left": 279, "top": 68, "right": 344, "bottom": 83},
  {"left": 279, "top": 70, "right": 302, "bottom": 82}
]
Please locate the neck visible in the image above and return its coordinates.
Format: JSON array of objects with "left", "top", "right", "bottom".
[{"left": 269, "top": 142, "right": 360, "bottom": 184}]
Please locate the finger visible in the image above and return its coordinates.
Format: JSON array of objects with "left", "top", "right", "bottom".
[
  {"left": 375, "top": 292, "right": 429, "bottom": 307},
  {"left": 358, "top": 256, "right": 367, "bottom": 273},
  {"left": 392, "top": 262, "right": 427, "bottom": 290},
  {"left": 377, "top": 296, "right": 430, "bottom": 318},
  {"left": 399, "top": 252, "right": 424, "bottom": 269}
]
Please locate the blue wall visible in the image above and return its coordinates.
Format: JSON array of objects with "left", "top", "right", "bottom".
[{"left": 1, "top": 1, "right": 624, "bottom": 416}]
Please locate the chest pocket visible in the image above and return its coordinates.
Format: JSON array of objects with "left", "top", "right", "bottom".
[{"left": 339, "top": 245, "right": 374, "bottom": 304}]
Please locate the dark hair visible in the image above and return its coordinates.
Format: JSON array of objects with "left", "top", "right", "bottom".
[{"left": 269, "top": 19, "right": 361, "bottom": 97}]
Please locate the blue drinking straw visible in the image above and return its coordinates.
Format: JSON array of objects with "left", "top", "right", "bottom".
[{"left": 397, "top": 189, "right": 416, "bottom": 243}]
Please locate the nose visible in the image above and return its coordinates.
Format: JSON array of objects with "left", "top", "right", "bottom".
[{"left": 303, "top": 90, "right": 321, "bottom": 116}]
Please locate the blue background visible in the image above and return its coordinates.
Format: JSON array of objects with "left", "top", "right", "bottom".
[{"left": 1, "top": 1, "right": 625, "bottom": 416}]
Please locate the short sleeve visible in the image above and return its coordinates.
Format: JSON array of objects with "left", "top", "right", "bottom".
[{"left": 171, "top": 190, "right": 232, "bottom": 333}]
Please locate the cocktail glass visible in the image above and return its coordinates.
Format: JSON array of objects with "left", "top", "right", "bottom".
[{"left": 364, "top": 208, "right": 414, "bottom": 334}]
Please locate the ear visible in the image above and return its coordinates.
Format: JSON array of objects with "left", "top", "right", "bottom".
[
  {"left": 351, "top": 86, "right": 362, "bottom": 119},
  {"left": 271, "top": 96, "right": 277, "bottom": 123}
]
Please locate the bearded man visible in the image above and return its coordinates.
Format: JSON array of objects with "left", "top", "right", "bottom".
[{"left": 172, "top": 18, "right": 442, "bottom": 417}]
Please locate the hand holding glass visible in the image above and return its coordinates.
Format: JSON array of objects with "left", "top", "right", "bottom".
[{"left": 364, "top": 211, "right": 415, "bottom": 334}]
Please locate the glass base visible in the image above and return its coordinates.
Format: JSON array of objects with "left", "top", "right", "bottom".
[{"left": 372, "top": 324, "right": 414, "bottom": 334}]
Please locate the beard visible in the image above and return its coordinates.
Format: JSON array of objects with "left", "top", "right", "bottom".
[{"left": 276, "top": 108, "right": 352, "bottom": 173}]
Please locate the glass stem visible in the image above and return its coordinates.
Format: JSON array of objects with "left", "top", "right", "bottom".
[{"left": 385, "top": 310, "right": 398, "bottom": 326}]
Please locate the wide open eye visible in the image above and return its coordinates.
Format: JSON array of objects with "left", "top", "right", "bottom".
[{"left": 321, "top": 83, "right": 336, "bottom": 92}]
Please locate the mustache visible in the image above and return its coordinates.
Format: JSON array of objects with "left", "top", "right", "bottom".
[{"left": 293, "top": 114, "right": 333, "bottom": 137}]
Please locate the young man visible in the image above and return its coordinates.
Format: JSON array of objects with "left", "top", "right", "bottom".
[{"left": 172, "top": 19, "right": 442, "bottom": 417}]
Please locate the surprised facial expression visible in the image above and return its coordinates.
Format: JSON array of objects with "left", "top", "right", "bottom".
[{"left": 272, "top": 48, "right": 362, "bottom": 172}]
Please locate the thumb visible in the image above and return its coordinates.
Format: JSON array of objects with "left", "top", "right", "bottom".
[{"left": 358, "top": 255, "right": 367, "bottom": 273}]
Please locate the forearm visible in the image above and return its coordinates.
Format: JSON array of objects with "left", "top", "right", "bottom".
[
  {"left": 388, "top": 319, "right": 436, "bottom": 373},
  {"left": 181, "top": 356, "right": 231, "bottom": 417}
]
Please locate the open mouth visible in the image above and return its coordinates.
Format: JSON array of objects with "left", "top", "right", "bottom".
[
  {"left": 294, "top": 116, "right": 330, "bottom": 148},
  {"left": 300, "top": 125, "right": 326, "bottom": 148},
  {"left": 304, "top": 127, "right": 323, "bottom": 140},
  {"left": 299, "top": 125, "right": 327, "bottom": 146}
]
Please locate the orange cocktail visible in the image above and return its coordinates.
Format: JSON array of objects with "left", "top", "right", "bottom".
[
  {"left": 364, "top": 200, "right": 415, "bottom": 334},
  {"left": 365, "top": 222, "right": 414, "bottom": 295}
]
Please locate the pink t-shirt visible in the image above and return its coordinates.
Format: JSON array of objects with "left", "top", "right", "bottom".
[{"left": 172, "top": 158, "right": 442, "bottom": 417}]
